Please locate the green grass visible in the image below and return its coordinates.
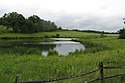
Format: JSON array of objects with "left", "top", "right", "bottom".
[
  {"left": 0, "top": 31, "right": 125, "bottom": 83},
  {"left": 0, "top": 30, "right": 102, "bottom": 38}
]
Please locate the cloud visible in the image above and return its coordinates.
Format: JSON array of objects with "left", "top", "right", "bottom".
[
  {"left": 54, "top": 14, "right": 124, "bottom": 32},
  {"left": 0, "top": 0, "right": 125, "bottom": 32}
]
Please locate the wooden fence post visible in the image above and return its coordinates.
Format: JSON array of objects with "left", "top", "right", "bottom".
[
  {"left": 15, "top": 74, "right": 19, "bottom": 83},
  {"left": 99, "top": 62, "right": 104, "bottom": 83}
]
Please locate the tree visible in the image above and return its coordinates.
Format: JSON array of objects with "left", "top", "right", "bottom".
[
  {"left": 59, "top": 27, "right": 62, "bottom": 30},
  {"left": 28, "top": 15, "right": 41, "bottom": 32},
  {"left": 1, "top": 12, "right": 26, "bottom": 32},
  {"left": 118, "top": 28, "right": 125, "bottom": 38},
  {"left": 0, "top": 12, "right": 59, "bottom": 33},
  {"left": 0, "top": 18, "right": 2, "bottom": 25}
]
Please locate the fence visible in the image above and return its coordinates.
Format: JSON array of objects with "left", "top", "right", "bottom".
[{"left": 15, "top": 62, "right": 125, "bottom": 83}]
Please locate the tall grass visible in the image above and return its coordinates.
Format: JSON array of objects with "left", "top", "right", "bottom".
[
  {"left": 0, "top": 31, "right": 125, "bottom": 83},
  {"left": 0, "top": 47, "right": 42, "bottom": 55},
  {"left": 1, "top": 49, "right": 125, "bottom": 83}
]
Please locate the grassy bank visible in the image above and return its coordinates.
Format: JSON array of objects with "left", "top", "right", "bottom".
[
  {"left": 1, "top": 31, "right": 125, "bottom": 83},
  {"left": 0, "top": 30, "right": 115, "bottom": 39}
]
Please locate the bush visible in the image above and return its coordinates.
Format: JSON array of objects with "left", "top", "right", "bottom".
[
  {"left": 52, "top": 34, "right": 60, "bottom": 38},
  {"left": 44, "top": 35, "right": 49, "bottom": 38},
  {"left": 0, "top": 25, "right": 8, "bottom": 33},
  {"left": 118, "top": 28, "right": 125, "bottom": 39},
  {"left": 55, "top": 34, "right": 60, "bottom": 38}
]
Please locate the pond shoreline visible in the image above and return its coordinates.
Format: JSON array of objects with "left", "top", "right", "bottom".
[{"left": 0, "top": 38, "right": 85, "bottom": 56}]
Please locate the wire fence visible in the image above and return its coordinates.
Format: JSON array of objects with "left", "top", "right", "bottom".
[{"left": 15, "top": 62, "right": 125, "bottom": 83}]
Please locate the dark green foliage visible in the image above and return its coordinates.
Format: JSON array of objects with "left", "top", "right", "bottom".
[
  {"left": 100, "top": 31, "right": 104, "bottom": 37},
  {"left": 81, "top": 30, "right": 117, "bottom": 34},
  {"left": 55, "top": 34, "right": 60, "bottom": 38},
  {"left": 59, "top": 27, "right": 62, "bottom": 30},
  {"left": 44, "top": 35, "right": 49, "bottom": 38},
  {"left": 0, "top": 12, "right": 59, "bottom": 33},
  {"left": 0, "top": 18, "right": 2, "bottom": 25},
  {"left": 0, "top": 25, "right": 11, "bottom": 33},
  {"left": 48, "top": 50, "right": 58, "bottom": 56},
  {"left": 1, "top": 12, "right": 26, "bottom": 32},
  {"left": 118, "top": 28, "right": 125, "bottom": 39}
]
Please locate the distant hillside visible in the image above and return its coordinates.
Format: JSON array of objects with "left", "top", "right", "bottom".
[{"left": 72, "top": 29, "right": 118, "bottom": 34}]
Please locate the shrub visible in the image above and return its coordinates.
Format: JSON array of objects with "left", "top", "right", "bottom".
[
  {"left": 118, "top": 28, "right": 125, "bottom": 39},
  {"left": 44, "top": 35, "right": 49, "bottom": 38},
  {"left": 55, "top": 34, "right": 60, "bottom": 38}
]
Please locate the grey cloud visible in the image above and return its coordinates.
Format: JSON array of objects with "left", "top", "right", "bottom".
[
  {"left": 54, "top": 14, "right": 124, "bottom": 32},
  {"left": 0, "top": 8, "right": 124, "bottom": 32}
]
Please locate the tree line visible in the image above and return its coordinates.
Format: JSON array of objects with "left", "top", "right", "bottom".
[{"left": 0, "top": 12, "right": 61, "bottom": 33}]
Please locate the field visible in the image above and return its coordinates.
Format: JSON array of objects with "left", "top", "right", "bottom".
[{"left": 0, "top": 31, "right": 125, "bottom": 83}]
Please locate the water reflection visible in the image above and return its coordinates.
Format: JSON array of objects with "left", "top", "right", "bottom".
[
  {"left": 24, "top": 41, "right": 85, "bottom": 56},
  {"left": 0, "top": 39, "right": 85, "bottom": 56},
  {"left": 53, "top": 42, "right": 85, "bottom": 55}
]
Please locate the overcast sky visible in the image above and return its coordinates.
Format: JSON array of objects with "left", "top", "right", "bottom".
[{"left": 0, "top": 0, "right": 125, "bottom": 32}]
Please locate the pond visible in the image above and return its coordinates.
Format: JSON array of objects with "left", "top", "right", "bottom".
[{"left": 0, "top": 38, "right": 85, "bottom": 56}]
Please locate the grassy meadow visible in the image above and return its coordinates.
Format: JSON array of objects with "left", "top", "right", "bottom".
[{"left": 1, "top": 31, "right": 125, "bottom": 83}]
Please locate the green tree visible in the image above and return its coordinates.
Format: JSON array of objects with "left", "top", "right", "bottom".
[
  {"left": 25, "top": 19, "right": 35, "bottom": 33},
  {"left": 1, "top": 12, "right": 26, "bottom": 32},
  {"left": 0, "top": 18, "right": 2, "bottom": 25},
  {"left": 0, "top": 12, "right": 59, "bottom": 33},
  {"left": 59, "top": 27, "right": 62, "bottom": 30},
  {"left": 118, "top": 28, "right": 125, "bottom": 38},
  {"left": 28, "top": 15, "right": 41, "bottom": 32}
]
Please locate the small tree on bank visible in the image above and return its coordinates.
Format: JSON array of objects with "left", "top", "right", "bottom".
[{"left": 118, "top": 28, "right": 125, "bottom": 39}]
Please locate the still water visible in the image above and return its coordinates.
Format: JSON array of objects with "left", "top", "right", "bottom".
[
  {"left": 0, "top": 38, "right": 85, "bottom": 56},
  {"left": 24, "top": 41, "right": 85, "bottom": 56}
]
